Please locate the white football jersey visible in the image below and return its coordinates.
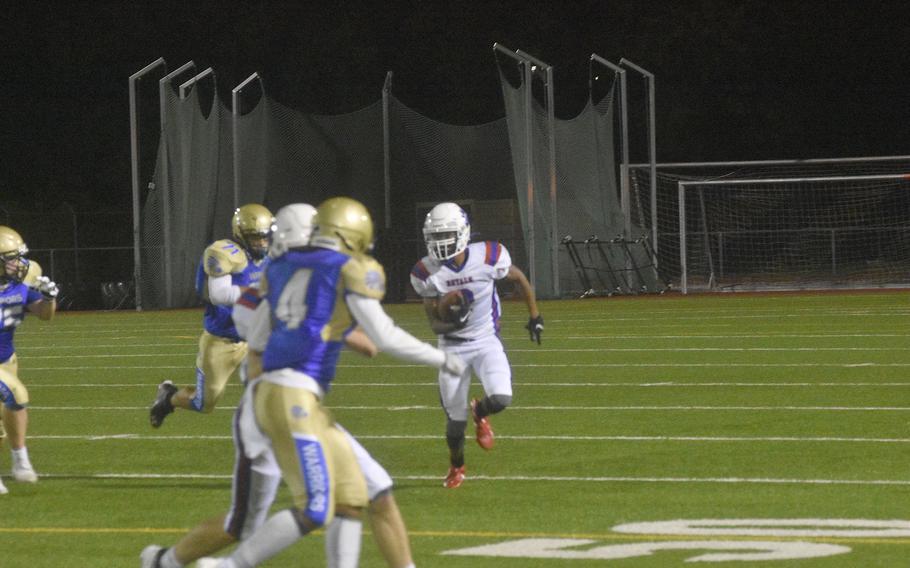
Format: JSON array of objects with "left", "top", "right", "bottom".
[{"left": 410, "top": 241, "right": 511, "bottom": 341}]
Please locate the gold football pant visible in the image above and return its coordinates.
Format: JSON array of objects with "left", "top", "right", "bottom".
[
  {"left": 253, "top": 381, "right": 368, "bottom": 525},
  {"left": 0, "top": 354, "right": 28, "bottom": 442},
  {"left": 0, "top": 354, "right": 28, "bottom": 409},
  {"left": 190, "top": 331, "right": 247, "bottom": 412}
]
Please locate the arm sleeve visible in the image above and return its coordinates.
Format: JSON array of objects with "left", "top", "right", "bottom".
[
  {"left": 232, "top": 287, "right": 262, "bottom": 340},
  {"left": 25, "top": 288, "right": 44, "bottom": 305},
  {"left": 409, "top": 273, "right": 438, "bottom": 298},
  {"left": 409, "top": 260, "right": 438, "bottom": 298},
  {"left": 208, "top": 273, "right": 241, "bottom": 305},
  {"left": 345, "top": 293, "right": 445, "bottom": 368},
  {"left": 246, "top": 299, "right": 272, "bottom": 352}
]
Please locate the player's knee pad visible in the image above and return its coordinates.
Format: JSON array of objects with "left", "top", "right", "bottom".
[{"left": 486, "top": 394, "right": 512, "bottom": 414}]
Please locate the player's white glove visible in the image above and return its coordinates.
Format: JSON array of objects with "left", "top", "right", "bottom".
[
  {"left": 35, "top": 276, "right": 59, "bottom": 299},
  {"left": 441, "top": 351, "right": 466, "bottom": 376}
]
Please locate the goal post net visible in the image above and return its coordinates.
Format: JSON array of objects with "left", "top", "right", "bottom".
[{"left": 677, "top": 173, "right": 910, "bottom": 292}]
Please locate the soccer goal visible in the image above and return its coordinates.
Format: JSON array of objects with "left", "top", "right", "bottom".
[{"left": 677, "top": 173, "right": 910, "bottom": 293}]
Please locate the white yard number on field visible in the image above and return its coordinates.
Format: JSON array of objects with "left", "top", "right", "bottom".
[{"left": 441, "top": 518, "right": 910, "bottom": 562}]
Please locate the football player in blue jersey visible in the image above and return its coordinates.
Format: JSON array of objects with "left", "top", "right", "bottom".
[
  {"left": 0, "top": 226, "right": 59, "bottom": 493},
  {"left": 141, "top": 204, "right": 419, "bottom": 568},
  {"left": 149, "top": 204, "right": 274, "bottom": 428},
  {"left": 213, "top": 197, "right": 465, "bottom": 568}
]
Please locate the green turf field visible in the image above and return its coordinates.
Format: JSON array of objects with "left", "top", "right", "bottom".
[{"left": 1, "top": 291, "right": 908, "bottom": 567}]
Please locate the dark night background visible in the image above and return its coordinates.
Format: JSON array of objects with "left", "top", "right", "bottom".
[{"left": 3, "top": 0, "right": 909, "bottom": 229}]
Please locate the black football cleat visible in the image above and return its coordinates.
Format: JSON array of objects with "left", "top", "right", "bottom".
[{"left": 149, "top": 381, "right": 177, "bottom": 428}]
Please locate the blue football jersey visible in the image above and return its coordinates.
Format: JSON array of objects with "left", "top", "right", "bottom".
[
  {"left": 194, "top": 239, "right": 266, "bottom": 341},
  {"left": 0, "top": 282, "right": 43, "bottom": 363},
  {"left": 261, "top": 247, "right": 386, "bottom": 392}
]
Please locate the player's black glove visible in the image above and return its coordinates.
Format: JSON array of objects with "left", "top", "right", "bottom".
[
  {"left": 449, "top": 297, "right": 472, "bottom": 330},
  {"left": 525, "top": 315, "right": 543, "bottom": 344}
]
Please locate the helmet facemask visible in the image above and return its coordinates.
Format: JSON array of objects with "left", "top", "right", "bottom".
[
  {"left": 240, "top": 229, "right": 270, "bottom": 260},
  {"left": 1, "top": 250, "right": 29, "bottom": 284}
]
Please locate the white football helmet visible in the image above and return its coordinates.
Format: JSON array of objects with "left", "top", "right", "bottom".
[
  {"left": 423, "top": 202, "right": 470, "bottom": 261},
  {"left": 270, "top": 203, "right": 317, "bottom": 257}
]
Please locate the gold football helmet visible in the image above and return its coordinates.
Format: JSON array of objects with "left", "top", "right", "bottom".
[
  {"left": 311, "top": 197, "right": 374, "bottom": 254},
  {"left": 0, "top": 226, "right": 29, "bottom": 283},
  {"left": 23, "top": 259, "right": 43, "bottom": 286},
  {"left": 232, "top": 204, "right": 274, "bottom": 260}
]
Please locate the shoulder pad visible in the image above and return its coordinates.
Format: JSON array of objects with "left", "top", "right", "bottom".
[
  {"left": 204, "top": 239, "right": 248, "bottom": 277},
  {"left": 342, "top": 255, "right": 386, "bottom": 300},
  {"left": 484, "top": 241, "right": 504, "bottom": 266}
]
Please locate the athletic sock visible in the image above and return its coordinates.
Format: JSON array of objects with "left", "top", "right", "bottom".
[
  {"left": 446, "top": 419, "right": 466, "bottom": 467},
  {"left": 446, "top": 436, "right": 465, "bottom": 468},
  {"left": 159, "top": 547, "right": 184, "bottom": 568},
  {"left": 228, "top": 509, "right": 305, "bottom": 568},
  {"left": 11, "top": 447, "right": 30, "bottom": 467},
  {"left": 325, "top": 516, "right": 363, "bottom": 568}
]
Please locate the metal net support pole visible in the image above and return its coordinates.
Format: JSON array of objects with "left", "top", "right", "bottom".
[
  {"left": 517, "top": 48, "right": 559, "bottom": 297},
  {"left": 620, "top": 58, "right": 658, "bottom": 262},
  {"left": 232, "top": 72, "right": 263, "bottom": 211},
  {"left": 129, "top": 57, "right": 166, "bottom": 311}
]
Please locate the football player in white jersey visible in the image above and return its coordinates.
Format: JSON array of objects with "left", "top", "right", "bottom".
[
  {"left": 141, "top": 204, "right": 419, "bottom": 568},
  {"left": 0, "top": 226, "right": 59, "bottom": 493},
  {"left": 410, "top": 202, "right": 543, "bottom": 489},
  {"left": 148, "top": 204, "right": 273, "bottom": 428},
  {"left": 211, "top": 197, "right": 464, "bottom": 568}
]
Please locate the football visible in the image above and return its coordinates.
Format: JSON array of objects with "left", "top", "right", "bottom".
[{"left": 437, "top": 290, "right": 465, "bottom": 322}]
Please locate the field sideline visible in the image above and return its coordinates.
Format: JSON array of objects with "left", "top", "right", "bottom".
[{"left": 1, "top": 291, "right": 908, "bottom": 567}]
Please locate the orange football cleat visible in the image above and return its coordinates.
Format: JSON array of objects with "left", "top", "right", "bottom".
[
  {"left": 470, "top": 398, "right": 494, "bottom": 450},
  {"left": 444, "top": 465, "right": 466, "bottom": 489}
]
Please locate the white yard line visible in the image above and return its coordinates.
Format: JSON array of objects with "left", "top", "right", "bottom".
[
  {"left": 18, "top": 362, "right": 910, "bottom": 370},
  {"left": 505, "top": 347, "right": 910, "bottom": 352},
  {"left": 29, "top": 471, "right": 910, "bottom": 486},
  {"left": 27, "top": 433, "right": 910, "bottom": 444},
  {"left": 22, "top": 381, "right": 910, "bottom": 388},
  {"left": 16, "top": 332, "right": 910, "bottom": 345},
  {"left": 566, "top": 333, "right": 910, "bottom": 338},
  {"left": 16, "top": 347, "right": 910, "bottom": 358},
  {"left": 27, "top": 404, "right": 910, "bottom": 411}
]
